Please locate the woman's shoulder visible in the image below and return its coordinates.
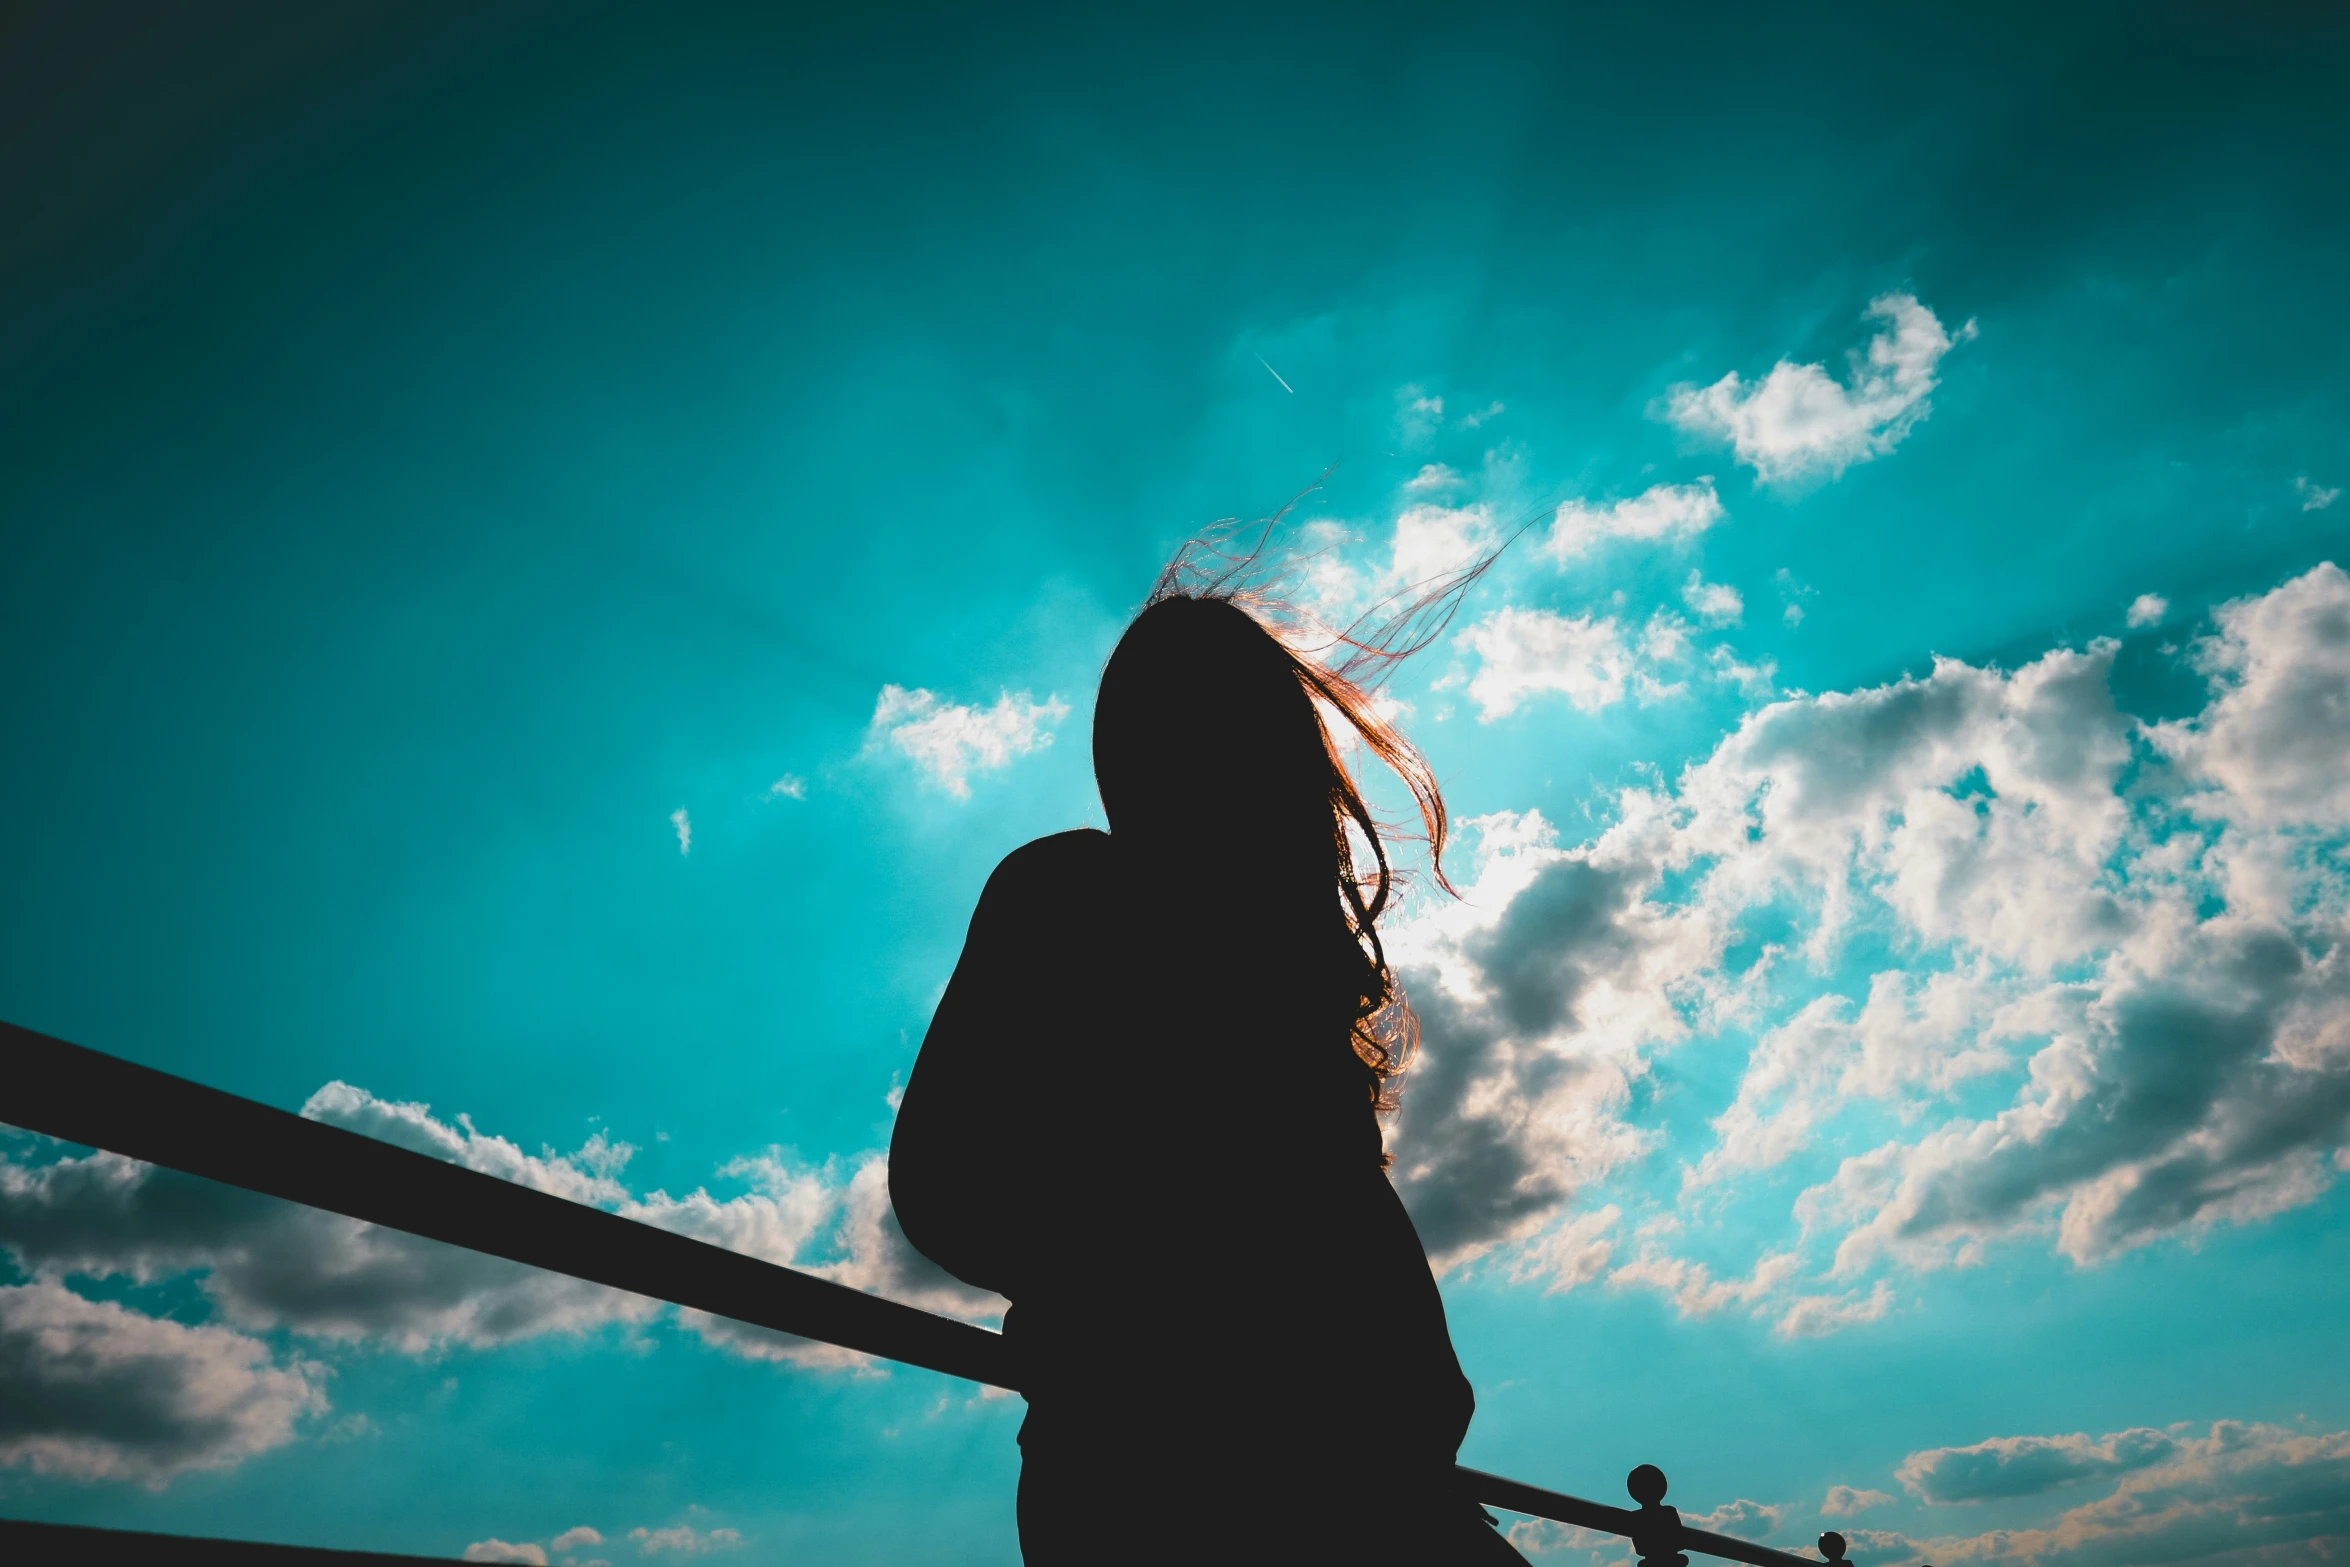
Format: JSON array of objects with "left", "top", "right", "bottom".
[
  {"left": 989, "top": 828, "right": 1114, "bottom": 884},
  {"left": 976, "top": 829, "right": 1117, "bottom": 918}
]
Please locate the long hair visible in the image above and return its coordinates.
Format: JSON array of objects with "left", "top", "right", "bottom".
[{"left": 1093, "top": 495, "right": 1510, "bottom": 1108}]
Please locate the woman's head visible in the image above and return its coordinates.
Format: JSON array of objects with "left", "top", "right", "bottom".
[{"left": 1092, "top": 590, "right": 1451, "bottom": 1096}]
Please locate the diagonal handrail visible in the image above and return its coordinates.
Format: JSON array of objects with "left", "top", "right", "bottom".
[
  {"left": 0, "top": 1021, "right": 1841, "bottom": 1567},
  {"left": 0, "top": 1020, "right": 1008, "bottom": 1385},
  {"left": 1462, "top": 1467, "right": 1851, "bottom": 1567},
  {"left": 0, "top": 1517, "right": 470, "bottom": 1562}
]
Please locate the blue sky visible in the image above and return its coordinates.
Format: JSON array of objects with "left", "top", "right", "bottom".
[{"left": 3, "top": 4, "right": 2349, "bottom": 1564}]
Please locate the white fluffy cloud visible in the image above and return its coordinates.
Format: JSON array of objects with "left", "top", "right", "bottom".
[
  {"left": 0, "top": 1280, "right": 326, "bottom": 1485},
  {"left": 1386, "top": 564, "right": 2350, "bottom": 1329},
  {"left": 1384, "top": 810, "right": 1708, "bottom": 1268},
  {"left": 1683, "top": 571, "right": 1744, "bottom": 626},
  {"left": 1454, "top": 606, "right": 1703, "bottom": 721},
  {"left": 1457, "top": 607, "right": 1639, "bottom": 719},
  {"left": 1545, "top": 480, "right": 1725, "bottom": 560},
  {"left": 2149, "top": 560, "right": 2350, "bottom": 828},
  {"left": 1686, "top": 1499, "right": 1787, "bottom": 1541},
  {"left": 1389, "top": 500, "right": 1504, "bottom": 587},
  {"left": 464, "top": 1542, "right": 548, "bottom": 1565},
  {"left": 868, "top": 685, "right": 1069, "bottom": 799},
  {"left": 2125, "top": 593, "right": 2167, "bottom": 629},
  {"left": 1609, "top": 1247, "right": 1801, "bottom": 1321},
  {"left": 1823, "top": 1486, "right": 1895, "bottom": 1517},
  {"left": 1667, "top": 294, "right": 1975, "bottom": 482},
  {"left": 1290, "top": 496, "right": 1514, "bottom": 640}
]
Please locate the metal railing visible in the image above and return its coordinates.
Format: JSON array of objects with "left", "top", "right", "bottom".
[{"left": 0, "top": 1021, "right": 1881, "bottom": 1567}]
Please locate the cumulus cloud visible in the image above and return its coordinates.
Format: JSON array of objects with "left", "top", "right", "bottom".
[
  {"left": 1774, "top": 1281, "right": 1894, "bottom": 1339},
  {"left": 1385, "top": 811, "right": 1710, "bottom": 1269},
  {"left": 1545, "top": 480, "right": 1725, "bottom": 560},
  {"left": 551, "top": 1527, "right": 605, "bottom": 1551},
  {"left": 1692, "top": 976, "right": 2009, "bottom": 1191},
  {"left": 2149, "top": 560, "right": 2350, "bottom": 828},
  {"left": 868, "top": 686, "right": 1069, "bottom": 799},
  {"left": 1686, "top": 1499, "right": 1786, "bottom": 1541},
  {"left": 1683, "top": 571, "right": 1744, "bottom": 626},
  {"left": 1899, "top": 1427, "right": 2180, "bottom": 1504},
  {"left": 1823, "top": 1486, "right": 1895, "bottom": 1517},
  {"left": 1457, "top": 608, "right": 1637, "bottom": 719},
  {"left": 2125, "top": 593, "right": 2167, "bottom": 629},
  {"left": 1667, "top": 294, "right": 1975, "bottom": 482},
  {"left": 1391, "top": 636, "right": 2132, "bottom": 1286},
  {"left": 1609, "top": 1247, "right": 1800, "bottom": 1320},
  {"left": 766, "top": 775, "right": 805, "bottom": 801},
  {"left": 1501, "top": 1204, "right": 1619, "bottom": 1295},
  {"left": 1454, "top": 605, "right": 1699, "bottom": 721},
  {"left": 1382, "top": 563, "right": 2350, "bottom": 1319},
  {"left": 1276, "top": 460, "right": 1530, "bottom": 639},
  {"left": 669, "top": 809, "right": 691, "bottom": 856},
  {"left": 1390, "top": 501, "right": 1506, "bottom": 591},
  {"left": 0, "top": 1280, "right": 326, "bottom": 1486},
  {"left": 1913, "top": 1421, "right": 2350, "bottom": 1567},
  {"left": 464, "top": 1542, "right": 548, "bottom": 1565},
  {"left": 1600, "top": 1241, "right": 1887, "bottom": 1340},
  {"left": 2298, "top": 475, "right": 2340, "bottom": 512}
]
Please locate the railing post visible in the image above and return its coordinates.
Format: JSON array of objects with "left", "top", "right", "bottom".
[{"left": 1627, "top": 1464, "right": 1689, "bottom": 1567}]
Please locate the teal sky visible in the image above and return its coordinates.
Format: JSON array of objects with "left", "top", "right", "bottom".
[{"left": 4, "top": 5, "right": 2349, "bottom": 1564}]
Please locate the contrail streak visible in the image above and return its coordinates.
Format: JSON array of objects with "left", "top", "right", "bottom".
[{"left": 1255, "top": 354, "right": 1295, "bottom": 394}]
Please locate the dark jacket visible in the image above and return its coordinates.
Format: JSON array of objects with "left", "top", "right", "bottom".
[{"left": 890, "top": 830, "right": 1490, "bottom": 1562}]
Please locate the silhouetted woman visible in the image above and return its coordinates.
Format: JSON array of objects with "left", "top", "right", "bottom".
[{"left": 890, "top": 584, "right": 1523, "bottom": 1564}]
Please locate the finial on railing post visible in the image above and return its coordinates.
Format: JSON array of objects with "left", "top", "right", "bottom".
[
  {"left": 1626, "top": 1464, "right": 1688, "bottom": 1567},
  {"left": 1820, "top": 1527, "right": 1929, "bottom": 1566}
]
